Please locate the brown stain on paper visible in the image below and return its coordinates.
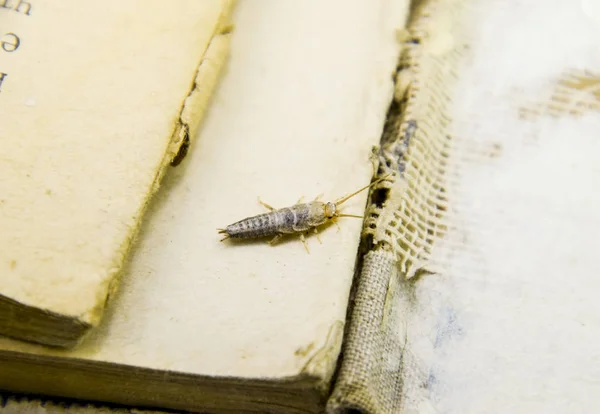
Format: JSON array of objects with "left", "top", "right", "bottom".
[
  {"left": 520, "top": 70, "right": 600, "bottom": 120},
  {"left": 294, "top": 342, "right": 316, "bottom": 358}
]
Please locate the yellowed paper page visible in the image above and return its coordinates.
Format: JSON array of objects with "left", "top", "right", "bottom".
[
  {"left": 0, "top": 1, "right": 408, "bottom": 412},
  {"left": 0, "top": 0, "right": 234, "bottom": 347}
]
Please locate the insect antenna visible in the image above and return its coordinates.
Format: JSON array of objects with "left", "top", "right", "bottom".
[
  {"left": 337, "top": 213, "right": 363, "bottom": 219},
  {"left": 334, "top": 172, "right": 392, "bottom": 206}
]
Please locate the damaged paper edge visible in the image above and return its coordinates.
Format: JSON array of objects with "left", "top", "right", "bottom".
[
  {"left": 78, "top": 2, "right": 237, "bottom": 339},
  {"left": 0, "top": 3, "right": 238, "bottom": 349},
  {"left": 60, "top": 2, "right": 237, "bottom": 347},
  {"left": 299, "top": 320, "right": 346, "bottom": 395},
  {"left": 169, "top": 0, "right": 236, "bottom": 167}
]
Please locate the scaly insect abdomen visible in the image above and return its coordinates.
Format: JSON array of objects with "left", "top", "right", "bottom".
[
  {"left": 223, "top": 212, "right": 281, "bottom": 239},
  {"left": 221, "top": 204, "right": 316, "bottom": 239}
]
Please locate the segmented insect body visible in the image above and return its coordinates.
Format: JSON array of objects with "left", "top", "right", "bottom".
[
  {"left": 218, "top": 173, "right": 391, "bottom": 252},
  {"left": 221, "top": 201, "right": 335, "bottom": 239}
]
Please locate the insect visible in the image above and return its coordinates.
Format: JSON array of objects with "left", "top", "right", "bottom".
[{"left": 217, "top": 173, "right": 392, "bottom": 252}]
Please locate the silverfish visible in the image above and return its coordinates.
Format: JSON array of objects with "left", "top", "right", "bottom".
[{"left": 217, "top": 173, "right": 392, "bottom": 252}]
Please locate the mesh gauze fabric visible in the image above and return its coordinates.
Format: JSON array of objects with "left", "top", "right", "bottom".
[{"left": 327, "top": 1, "right": 468, "bottom": 412}]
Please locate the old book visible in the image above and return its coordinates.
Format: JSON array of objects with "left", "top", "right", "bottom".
[
  {"left": 0, "top": 0, "right": 235, "bottom": 347},
  {"left": 0, "top": 1, "right": 408, "bottom": 413}
]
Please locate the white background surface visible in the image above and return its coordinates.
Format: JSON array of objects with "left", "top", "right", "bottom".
[{"left": 406, "top": 1, "right": 600, "bottom": 412}]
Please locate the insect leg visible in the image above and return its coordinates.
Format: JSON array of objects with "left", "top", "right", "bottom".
[
  {"left": 299, "top": 234, "right": 310, "bottom": 254},
  {"left": 314, "top": 193, "right": 323, "bottom": 201},
  {"left": 313, "top": 227, "right": 322, "bottom": 244},
  {"left": 258, "top": 197, "right": 276, "bottom": 211},
  {"left": 269, "top": 234, "right": 283, "bottom": 245}
]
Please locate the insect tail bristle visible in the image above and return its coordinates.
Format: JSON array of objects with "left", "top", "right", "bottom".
[{"left": 217, "top": 228, "right": 230, "bottom": 241}]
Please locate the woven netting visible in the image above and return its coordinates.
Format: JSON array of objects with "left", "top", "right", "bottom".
[
  {"left": 363, "top": 0, "right": 467, "bottom": 279},
  {"left": 327, "top": 0, "right": 469, "bottom": 413}
]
